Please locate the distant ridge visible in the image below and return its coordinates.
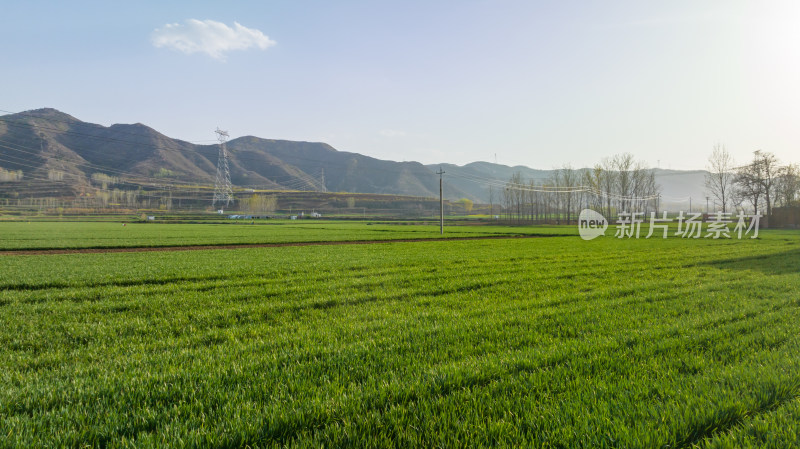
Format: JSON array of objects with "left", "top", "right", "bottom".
[{"left": 0, "top": 108, "right": 707, "bottom": 204}]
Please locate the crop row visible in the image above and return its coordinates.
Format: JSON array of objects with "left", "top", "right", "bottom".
[{"left": 1, "top": 233, "right": 799, "bottom": 447}]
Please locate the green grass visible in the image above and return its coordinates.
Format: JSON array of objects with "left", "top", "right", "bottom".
[
  {"left": 1, "top": 228, "right": 799, "bottom": 447},
  {"left": 0, "top": 221, "right": 573, "bottom": 250}
]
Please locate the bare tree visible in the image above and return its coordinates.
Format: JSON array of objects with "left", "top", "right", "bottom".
[
  {"left": 600, "top": 158, "right": 616, "bottom": 217},
  {"left": 585, "top": 164, "right": 605, "bottom": 213},
  {"left": 488, "top": 185, "right": 495, "bottom": 217},
  {"left": 558, "top": 165, "right": 578, "bottom": 223},
  {"left": 611, "top": 153, "right": 635, "bottom": 212},
  {"left": 606, "top": 153, "right": 658, "bottom": 213},
  {"left": 755, "top": 150, "right": 780, "bottom": 218},
  {"left": 704, "top": 144, "right": 735, "bottom": 213},
  {"left": 511, "top": 172, "right": 524, "bottom": 223},
  {"left": 734, "top": 158, "right": 765, "bottom": 215},
  {"left": 635, "top": 169, "right": 658, "bottom": 214},
  {"left": 526, "top": 179, "right": 536, "bottom": 222},
  {"left": 776, "top": 164, "right": 800, "bottom": 207},
  {"left": 514, "top": 179, "right": 526, "bottom": 222},
  {"left": 502, "top": 185, "right": 512, "bottom": 220},
  {"left": 549, "top": 171, "right": 561, "bottom": 224}
]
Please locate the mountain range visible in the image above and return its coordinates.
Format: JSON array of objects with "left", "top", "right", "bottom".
[{"left": 0, "top": 108, "right": 707, "bottom": 206}]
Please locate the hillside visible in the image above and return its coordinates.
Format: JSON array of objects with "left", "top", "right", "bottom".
[
  {"left": 0, "top": 109, "right": 473, "bottom": 201},
  {"left": 0, "top": 108, "right": 708, "bottom": 206}
]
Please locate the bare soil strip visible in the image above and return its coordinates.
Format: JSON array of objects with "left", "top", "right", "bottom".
[{"left": 0, "top": 234, "right": 557, "bottom": 256}]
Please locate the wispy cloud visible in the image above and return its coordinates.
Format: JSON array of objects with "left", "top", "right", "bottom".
[{"left": 151, "top": 19, "right": 276, "bottom": 60}]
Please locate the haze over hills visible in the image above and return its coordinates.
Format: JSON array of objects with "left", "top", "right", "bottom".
[{"left": 0, "top": 108, "right": 706, "bottom": 206}]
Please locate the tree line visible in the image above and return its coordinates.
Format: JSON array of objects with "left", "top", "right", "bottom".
[{"left": 495, "top": 153, "right": 660, "bottom": 223}]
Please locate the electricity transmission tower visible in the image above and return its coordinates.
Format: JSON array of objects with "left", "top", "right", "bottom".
[{"left": 212, "top": 127, "right": 234, "bottom": 208}]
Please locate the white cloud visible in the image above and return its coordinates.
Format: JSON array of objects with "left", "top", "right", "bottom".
[{"left": 151, "top": 19, "right": 276, "bottom": 60}]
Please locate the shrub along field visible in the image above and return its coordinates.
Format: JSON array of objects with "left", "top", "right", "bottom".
[{"left": 0, "top": 225, "right": 799, "bottom": 447}]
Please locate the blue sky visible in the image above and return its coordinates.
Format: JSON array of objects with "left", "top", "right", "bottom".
[{"left": 2, "top": 1, "right": 799, "bottom": 170}]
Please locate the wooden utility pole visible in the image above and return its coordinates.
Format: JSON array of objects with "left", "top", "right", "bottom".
[{"left": 437, "top": 167, "right": 445, "bottom": 234}]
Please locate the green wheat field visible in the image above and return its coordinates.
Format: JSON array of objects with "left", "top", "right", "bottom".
[{"left": 1, "top": 221, "right": 799, "bottom": 448}]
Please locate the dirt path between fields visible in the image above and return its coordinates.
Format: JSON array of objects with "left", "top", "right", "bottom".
[{"left": 0, "top": 234, "right": 560, "bottom": 256}]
